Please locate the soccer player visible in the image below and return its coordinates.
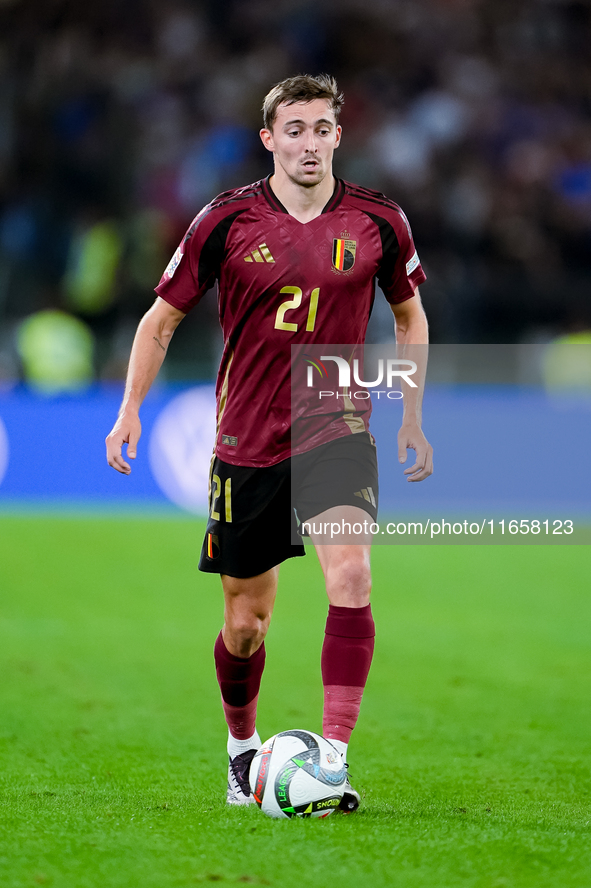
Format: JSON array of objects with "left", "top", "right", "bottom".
[{"left": 106, "top": 74, "right": 432, "bottom": 812}]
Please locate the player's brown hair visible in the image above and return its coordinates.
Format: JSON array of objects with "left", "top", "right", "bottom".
[{"left": 262, "top": 74, "right": 344, "bottom": 130}]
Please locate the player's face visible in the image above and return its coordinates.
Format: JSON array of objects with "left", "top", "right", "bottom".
[{"left": 260, "top": 99, "right": 341, "bottom": 188}]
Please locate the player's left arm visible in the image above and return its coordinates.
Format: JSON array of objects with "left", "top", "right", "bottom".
[{"left": 391, "top": 289, "right": 433, "bottom": 482}]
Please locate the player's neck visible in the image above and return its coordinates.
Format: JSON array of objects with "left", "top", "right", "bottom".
[{"left": 269, "top": 171, "right": 336, "bottom": 224}]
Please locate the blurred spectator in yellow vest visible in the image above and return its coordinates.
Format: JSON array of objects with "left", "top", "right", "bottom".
[
  {"left": 63, "top": 214, "right": 123, "bottom": 316},
  {"left": 543, "top": 330, "right": 591, "bottom": 393},
  {"left": 16, "top": 310, "right": 95, "bottom": 394}
]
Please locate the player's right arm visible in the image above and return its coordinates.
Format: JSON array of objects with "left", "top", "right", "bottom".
[
  {"left": 106, "top": 297, "right": 186, "bottom": 474},
  {"left": 106, "top": 188, "right": 252, "bottom": 473}
]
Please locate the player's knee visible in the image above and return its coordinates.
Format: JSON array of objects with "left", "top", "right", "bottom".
[
  {"left": 343, "top": 561, "right": 372, "bottom": 600},
  {"left": 326, "top": 554, "right": 371, "bottom": 606},
  {"left": 225, "top": 608, "right": 271, "bottom": 651},
  {"left": 230, "top": 617, "right": 265, "bottom": 640}
]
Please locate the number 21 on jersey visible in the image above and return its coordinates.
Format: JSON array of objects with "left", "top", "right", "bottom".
[{"left": 274, "top": 286, "right": 320, "bottom": 333}]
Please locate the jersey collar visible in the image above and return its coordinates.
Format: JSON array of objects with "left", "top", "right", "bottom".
[{"left": 262, "top": 174, "right": 345, "bottom": 216}]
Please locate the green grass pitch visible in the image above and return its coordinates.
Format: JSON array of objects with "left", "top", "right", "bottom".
[{"left": 0, "top": 514, "right": 590, "bottom": 888}]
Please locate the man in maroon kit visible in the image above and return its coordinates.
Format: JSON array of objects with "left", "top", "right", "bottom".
[{"left": 106, "top": 75, "right": 432, "bottom": 812}]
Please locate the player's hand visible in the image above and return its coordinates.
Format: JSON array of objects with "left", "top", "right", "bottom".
[
  {"left": 398, "top": 422, "right": 433, "bottom": 482},
  {"left": 106, "top": 412, "right": 142, "bottom": 475}
]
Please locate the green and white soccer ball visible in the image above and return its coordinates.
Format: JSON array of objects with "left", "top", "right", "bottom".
[{"left": 249, "top": 730, "right": 347, "bottom": 818}]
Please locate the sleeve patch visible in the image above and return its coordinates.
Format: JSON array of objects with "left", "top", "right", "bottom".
[
  {"left": 164, "top": 247, "right": 183, "bottom": 279},
  {"left": 406, "top": 250, "right": 420, "bottom": 276}
]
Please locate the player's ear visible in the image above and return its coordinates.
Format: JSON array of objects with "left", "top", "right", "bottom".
[
  {"left": 260, "top": 128, "right": 274, "bottom": 152},
  {"left": 334, "top": 125, "right": 342, "bottom": 149}
]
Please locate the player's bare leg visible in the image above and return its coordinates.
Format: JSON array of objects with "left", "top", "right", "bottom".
[
  {"left": 216, "top": 567, "right": 279, "bottom": 805},
  {"left": 221, "top": 567, "right": 278, "bottom": 657},
  {"left": 309, "top": 506, "right": 375, "bottom": 811}
]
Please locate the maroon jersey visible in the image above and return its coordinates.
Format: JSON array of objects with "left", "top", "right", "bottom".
[{"left": 155, "top": 176, "right": 426, "bottom": 467}]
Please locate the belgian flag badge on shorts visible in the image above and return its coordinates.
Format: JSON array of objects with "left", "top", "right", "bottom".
[
  {"left": 332, "top": 238, "right": 356, "bottom": 272},
  {"left": 206, "top": 533, "right": 220, "bottom": 560}
]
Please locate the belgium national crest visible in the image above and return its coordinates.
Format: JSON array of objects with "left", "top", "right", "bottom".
[{"left": 332, "top": 237, "right": 356, "bottom": 272}]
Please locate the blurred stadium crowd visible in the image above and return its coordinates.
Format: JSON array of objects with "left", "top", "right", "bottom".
[{"left": 0, "top": 0, "right": 590, "bottom": 388}]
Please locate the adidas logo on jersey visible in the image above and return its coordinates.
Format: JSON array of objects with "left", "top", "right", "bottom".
[
  {"left": 244, "top": 243, "right": 275, "bottom": 263},
  {"left": 354, "top": 487, "right": 376, "bottom": 507}
]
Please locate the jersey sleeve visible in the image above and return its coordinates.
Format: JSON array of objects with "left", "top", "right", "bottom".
[
  {"left": 376, "top": 206, "right": 426, "bottom": 304},
  {"left": 155, "top": 205, "right": 224, "bottom": 313}
]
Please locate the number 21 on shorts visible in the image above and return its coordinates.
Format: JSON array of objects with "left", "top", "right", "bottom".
[{"left": 210, "top": 474, "right": 232, "bottom": 522}]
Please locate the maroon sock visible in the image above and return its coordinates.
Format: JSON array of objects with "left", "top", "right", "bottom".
[
  {"left": 214, "top": 632, "right": 265, "bottom": 740},
  {"left": 321, "top": 604, "right": 375, "bottom": 744}
]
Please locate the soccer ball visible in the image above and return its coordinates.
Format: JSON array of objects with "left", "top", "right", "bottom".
[{"left": 249, "top": 730, "right": 347, "bottom": 819}]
